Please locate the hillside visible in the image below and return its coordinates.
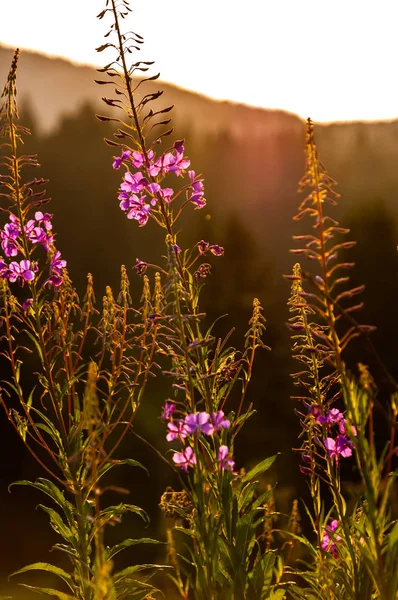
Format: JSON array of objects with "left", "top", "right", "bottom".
[
  {"left": 0, "top": 45, "right": 302, "bottom": 138},
  {"left": 1, "top": 45, "right": 398, "bottom": 275}
]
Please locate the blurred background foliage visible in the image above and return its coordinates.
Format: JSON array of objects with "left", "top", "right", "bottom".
[{"left": 1, "top": 47, "right": 398, "bottom": 592}]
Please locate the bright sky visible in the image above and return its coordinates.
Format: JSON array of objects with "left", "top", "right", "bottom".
[{"left": 1, "top": 0, "right": 397, "bottom": 123}]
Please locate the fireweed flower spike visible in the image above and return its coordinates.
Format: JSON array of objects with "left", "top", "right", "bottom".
[
  {"left": 22, "top": 297, "right": 33, "bottom": 311},
  {"left": 172, "top": 446, "right": 196, "bottom": 472},
  {"left": 50, "top": 250, "right": 67, "bottom": 275},
  {"left": 161, "top": 401, "right": 176, "bottom": 422},
  {"left": 120, "top": 171, "right": 148, "bottom": 195},
  {"left": 114, "top": 141, "right": 205, "bottom": 226},
  {"left": 184, "top": 411, "right": 214, "bottom": 435},
  {"left": 317, "top": 408, "right": 344, "bottom": 426},
  {"left": 0, "top": 207, "right": 66, "bottom": 286},
  {"left": 8, "top": 259, "right": 35, "bottom": 283},
  {"left": 321, "top": 519, "right": 341, "bottom": 558},
  {"left": 324, "top": 434, "right": 354, "bottom": 461},
  {"left": 209, "top": 245, "right": 224, "bottom": 256},
  {"left": 218, "top": 445, "right": 235, "bottom": 471},
  {"left": 211, "top": 410, "right": 231, "bottom": 431},
  {"left": 316, "top": 408, "right": 359, "bottom": 440},
  {"left": 197, "top": 240, "right": 210, "bottom": 255},
  {"left": 133, "top": 258, "right": 148, "bottom": 275},
  {"left": 158, "top": 187, "right": 174, "bottom": 204},
  {"left": 112, "top": 149, "right": 132, "bottom": 170},
  {"left": 131, "top": 149, "right": 154, "bottom": 170},
  {"left": 146, "top": 141, "right": 190, "bottom": 178},
  {"left": 188, "top": 170, "right": 206, "bottom": 208},
  {"left": 126, "top": 196, "right": 151, "bottom": 226},
  {"left": 166, "top": 419, "right": 188, "bottom": 443},
  {"left": 1, "top": 215, "right": 20, "bottom": 257},
  {"left": 25, "top": 212, "right": 54, "bottom": 250}
]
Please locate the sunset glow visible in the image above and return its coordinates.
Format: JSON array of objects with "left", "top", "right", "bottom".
[{"left": 1, "top": 0, "right": 397, "bottom": 123}]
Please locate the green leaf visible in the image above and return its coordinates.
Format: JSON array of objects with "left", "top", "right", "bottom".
[
  {"left": 90, "top": 504, "right": 149, "bottom": 543},
  {"left": 251, "top": 487, "right": 273, "bottom": 511},
  {"left": 26, "top": 385, "right": 36, "bottom": 412},
  {"left": 388, "top": 521, "right": 398, "bottom": 552},
  {"left": 118, "top": 458, "right": 148, "bottom": 473},
  {"left": 98, "top": 458, "right": 148, "bottom": 480},
  {"left": 282, "top": 531, "right": 317, "bottom": 553},
  {"left": 10, "top": 562, "right": 74, "bottom": 592},
  {"left": 114, "top": 564, "right": 170, "bottom": 582},
  {"left": 242, "top": 454, "right": 279, "bottom": 484},
  {"left": 29, "top": 407, "right": 65, "bottom": 452},
  {"left": 10, "top": 478, "right": 76, "bottom": 526},
  {"left": 38, "top": 505, "right": 78, "bottom": 546},
  {"left": 247, "top": 551, "right": 277, "bottom": 599},
  {"left": 24, "top": 330, "right": 44, "bottom": 362},
  {"left": 106, "top": 537, "right": 164, "bottom": 560},
  {"left": 221, "top": 472, "right": 237, "bottom": 543},
  {"left": 15, "top": 585, "right": 76, "bottom": 600},
  {"left": 114, "top": 579, "right": 161, "bottom": 600},
  {"left": 99, "top": 503, "right": 148, "bottom": 523},
  {"left": 233, "top": 409, "right": 256, "bottom": 430},
  {"left": 238, "top": 480, "right": 259, "bottom": 512}
]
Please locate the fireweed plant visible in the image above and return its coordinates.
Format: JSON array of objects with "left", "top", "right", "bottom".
[
  {"left": 286, "top": 120, "right": 398, "bottom": 599},
  {"left": 0, "top": 3, "right": 284, "bottom": 600},
  {"left": 0, "top": 3, "right": 397, "bottom": 600},
  {"left": 93, "top": 2, "right": 287, "bottom": 598},
  {"left": 0, "top": 49, "right": 165, "bottom": 600}
]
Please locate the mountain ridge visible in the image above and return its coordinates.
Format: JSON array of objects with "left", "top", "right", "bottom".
[
  {"left": 1, "top": 44, "right": 398, "bottom": 280},
  {"left": 0, "top": 44, "right": 303, "bottom": 137}
]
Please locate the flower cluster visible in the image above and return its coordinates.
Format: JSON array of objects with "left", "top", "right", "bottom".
[
  {"left": 321, "top": 519, "right": 341, "bottom": 558},
  {"left": 197, "top": 240, "right": 224, "bottom": 257},
  {"left": 309, "top": 406, "right": 357, "bottom": 463},
  {"left": 162, "top": 403, "right": 234, "bottom": 472},
  {"left": 0, "top": 211, "right": 66, "bottom": 286},
  {"left": 113, "top": 141, "right": 206, "bottom": 226}
]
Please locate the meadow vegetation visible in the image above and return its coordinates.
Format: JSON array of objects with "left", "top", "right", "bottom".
[{"left": 0, "top": 1, "right": 397, "bottom": 598}]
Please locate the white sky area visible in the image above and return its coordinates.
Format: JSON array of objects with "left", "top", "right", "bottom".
[{"left": 1, "top": 0, "right": 397, "bottom": 122}]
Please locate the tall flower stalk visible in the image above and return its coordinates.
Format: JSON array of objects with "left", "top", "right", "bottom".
[
  {"left": 287, "top": 119, "right": 398, "bottom": 600},
  {"left": 95, "top": 1, "right": 284, "bottom": 597},
  {"left": 0, "top": 48, "right": 164, "bottom": 600}
]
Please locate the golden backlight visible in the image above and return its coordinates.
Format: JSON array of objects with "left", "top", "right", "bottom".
[{"left": 1, "top": 0, "right": 397, "bottom": 122}]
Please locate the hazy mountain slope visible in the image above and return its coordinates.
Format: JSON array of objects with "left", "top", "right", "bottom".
[
  {"left": 1, "top": 44, "right": 398, "bottom": 276},
  {"left": 0, "top": 45, "right": 302, "bottom": 138}
]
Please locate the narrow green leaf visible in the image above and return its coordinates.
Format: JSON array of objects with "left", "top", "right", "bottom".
[
  {"left": 15, "top": 585, "right": 76, "bottom": 600},
  {"left": 242, "top": 454, "right": 279, "bottom": 484},
  {"left": 38, "top": 505, "right": 78, "bottom": 546},
  {"left": 251, "top": 487, "right": 273, "bottom": 511},
  {"left": 233, "top": 409, "right": 256, "bottom": 430},
  {"left": 388, "top": 521, "right": 398, "bottom": 551},
  {"left": 98, "top": 458, "right": 148, "bottom": 480},
  {"left": 29, "top": 407, "right": 65, "bottom": 452},
  {"left": 114, "top": 563, "right": 170, "bottom": 582},
  {"left": 24, "top": 330, "right": 43, "bottom": 362},
  {"left": 238, "top": 480, "right": 258, "bottom": 512},
  {"left": 99, "top": 503, "right": 148, "bottom": 523},
  {"left": 10, "top": 562, "right": 74, "bottom": 592},
  {"left": 106, "top": 537, "right": 164, "bottom": 560},
  {"left": 10, "top": 478, "right": 75, "bottom": 526}
]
